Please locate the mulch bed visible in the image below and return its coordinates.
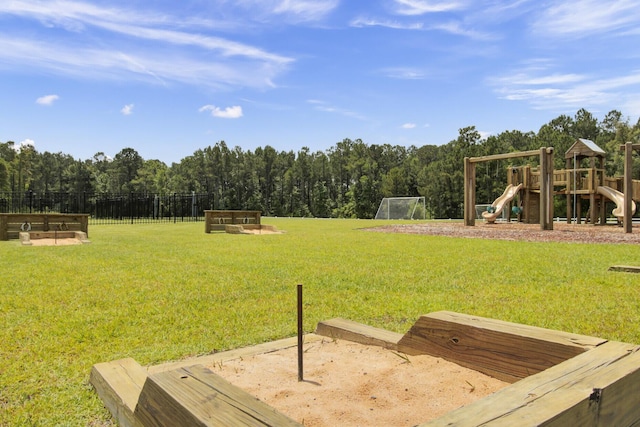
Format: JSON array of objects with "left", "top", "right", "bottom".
[{"left": 365, "top": 221, "right": 640, "bottom": 244}]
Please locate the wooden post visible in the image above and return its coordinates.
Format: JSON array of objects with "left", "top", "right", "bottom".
[
  {"left": 464, "top": 157, "right": 476, "bottom": 226},
  {"left": 624, "top": 142, "right": 633, "bottom": 233},
  {"left": 589, "top": 158, "right": 597, "bottom": 225},
  {"left": 599, "top": 157, "right": 606, "bottom": 224},
  {"left": 565, "top": 158, "right": 571, "bottom": 224},
  {"left": 0, "top": 215, "right": 7, "bottom": 241},
  {"left": 539, "top": 148, "right": 554, "bottom": 230},
  {"left": 297, "top": 284, "right": 303, "bottom": 382}
]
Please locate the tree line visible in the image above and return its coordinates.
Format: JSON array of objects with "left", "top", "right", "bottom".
[{"left": 2, "top": 108, "right": 639, "bottom": 219}]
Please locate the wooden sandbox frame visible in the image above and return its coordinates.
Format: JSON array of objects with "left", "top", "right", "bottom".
[
  {"left": 0, "top": 213, "right": 89, "bottom": 242},
  {"left": 90, "top": 311, "right": 640, "bottom": 426},
  {"left": 204, "top": 210, "right": 261, "bottom": 232}
]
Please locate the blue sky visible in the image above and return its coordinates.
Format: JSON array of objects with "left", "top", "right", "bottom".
[{"left": 1, "top": 0, "right": 640, "bottom": 164}]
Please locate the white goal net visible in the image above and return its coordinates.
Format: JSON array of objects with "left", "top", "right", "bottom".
[{"left": 375, "top": 197, "right": 426, "bottom": 220}]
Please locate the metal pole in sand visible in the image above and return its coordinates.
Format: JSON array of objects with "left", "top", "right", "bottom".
[{"left": 297, "top": 284, "right": 303, "bottom": 381}]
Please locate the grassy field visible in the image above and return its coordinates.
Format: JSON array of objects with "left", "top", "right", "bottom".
[{"left": 1, "top": 218, "right": 639, "bottom": 426}]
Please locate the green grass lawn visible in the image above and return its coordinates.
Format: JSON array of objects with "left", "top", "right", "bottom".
[{"left": 1, "top": 218, "right": 639, "bottom": 425}]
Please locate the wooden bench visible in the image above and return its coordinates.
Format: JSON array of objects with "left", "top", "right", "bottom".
[
  {"left": 0, "top": 213, "right": 89, "bottom": 240},
  {"left": 204, "top": 210, "right": 261, "bottom": 233}
]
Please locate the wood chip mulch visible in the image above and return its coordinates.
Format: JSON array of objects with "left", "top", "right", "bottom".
[{"left": 365, "top": 222, "right": 640, "bottom": 244}]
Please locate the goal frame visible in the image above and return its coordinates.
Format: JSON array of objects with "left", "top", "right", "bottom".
[{"left": 375, "top": 197, "right": 426, "bottom": 220}]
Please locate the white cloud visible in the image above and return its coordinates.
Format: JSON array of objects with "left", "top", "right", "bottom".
[
  {"left": 121, "top": 104, "right": 134, "bottom": 115},
  {"left": 429, "top": 21, "right": 495, "bottom": 40},
  {"left": 393, "top": 0, "right": 465, "bottom": 15},
  {"left": 306, "top": 99, "right": 367, "bottom": 120},
  {"left": 272, "top": 0, "right": 339, "bottom": 21},
  {"left": 36, "top": 94, "right": 59, "bottom": 105},
  {"left": 350, "top": 17, "right": 424, "bottom": 30},
  {"left": 402, "top": 123, "right": 417, "bottom": 129},
  {"left": 350, "top": 14, "right": 492, "bottom": 40},
  {"left": 14, "top": 139, "right": 35, "bottom": 152},
  {"left": 0, "top": 1, "right": 293, "bottom": 90},
  {"left": 236, "top": 0, "right": 339, "bottom": 23},
  {"left": 478, "top": 130, "right": 492, "bottom": 140},
  {"left": 381, "top": 67, "right": 427, "bottom": 79},
  {"left": 199, "top": 105, "right": 243, "bottom": 119},
  {"left": 491, "top": 63, "right": 640, "bottom": 112},
  {"left": 532, "top": 0, "right": 640, "bottom": 37}
]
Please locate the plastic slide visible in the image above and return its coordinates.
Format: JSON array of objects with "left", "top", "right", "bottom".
[
  {"left": 482, "top": 183, "right": 523, "bottom": 223},
  {"left": 596, "top": 186, "right": 636, "bottom": 220}
]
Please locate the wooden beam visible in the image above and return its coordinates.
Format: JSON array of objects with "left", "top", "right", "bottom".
[
  {"left": 134, "top": 364, "right": 302, "bottom": 427},
  {"left": 90, "top": 358, "right": 148, "bottom": 427},
  {"left": 619, "top": 143, "right": 640, "bottom": 151},
  {"left": 420, "top": 341, "right": 640, "bottom": 427},
  {"left": 468, "top": 150, "right": 542, "bottom": 163},
  {"left": 149, "top": 335, "right": 324, "bottom": 375},
  {"left": 609, "top": 265, "right": 640, "bottom": 273},
  {"left": 397, "top": 311, "right": 605, "bottom": 383},
  {"left": 315, "top": 318, "right": 403, "bottom": 350}
]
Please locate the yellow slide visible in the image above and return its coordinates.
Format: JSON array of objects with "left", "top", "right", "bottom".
[
  {"left": 596, "top": 186, "right": 636, "bottom": 220},
  {"left": 482, "top": 184, "right": 523, "bottom": 223}
]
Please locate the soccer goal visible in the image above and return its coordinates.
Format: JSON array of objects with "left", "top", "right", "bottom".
[{"left": 375, "top": 197, "right": 426, "bottom": 220}]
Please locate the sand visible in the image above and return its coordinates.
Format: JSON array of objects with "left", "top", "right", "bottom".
[{"left": 210, "top": 338, "right": 508, "bottom": 426}]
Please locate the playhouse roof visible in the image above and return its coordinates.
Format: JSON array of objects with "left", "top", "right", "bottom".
[{"left": 564, "top": 138, "right": 606, "bottom": 159}]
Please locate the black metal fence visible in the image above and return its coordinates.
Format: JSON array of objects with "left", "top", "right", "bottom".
[{"left": 0, "top": 192, "right": 215, "bottom": 224}]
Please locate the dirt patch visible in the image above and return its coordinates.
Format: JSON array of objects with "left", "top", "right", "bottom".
[
  {"left": 365, "top": 221, "right": 640, "bottom": 244},
  {"left": 211, "top": 339, "right": 508, "bottom": 427},
  {"left": 26, "top": 238, "right": 83, "bottom": 246},
  {"left": 236, "top": 228, "right": 282, "bottom": 235}
]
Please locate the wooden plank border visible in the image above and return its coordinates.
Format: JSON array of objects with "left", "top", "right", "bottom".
[
  {"left": 91, "top": 312, "right": 640, "bottom": 427},
  {"left": 609, "top": 265, "right": 640, "bottom": 273},
  {"left": 421, "top": 341, "right": 640, "bottom": 427},
  {"left": 315, "top": 317, "right": 403, "bottom": 350},
  {"left": 397, "top": 311, "right": 605, "bottom": 383},
  {"left": 134, "top": 365, "right": 302, "bottom": 427}
]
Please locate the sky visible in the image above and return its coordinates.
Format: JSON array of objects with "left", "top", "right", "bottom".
[{"left": 1, "top": 0, "right": 640, "bottom": 165}]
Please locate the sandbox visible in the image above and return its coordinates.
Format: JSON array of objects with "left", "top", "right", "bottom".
[
  {"left": 0, "top": 213, "right": 90, "bottom": 243},
  {"left": 91, "top": 311, "right": 640, "bottom": 426},
  {"left": 19, "top": 230, "right": 90, "bottom": 246}
]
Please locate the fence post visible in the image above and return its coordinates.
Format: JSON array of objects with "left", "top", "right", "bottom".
[{"left": 173, "top": 193, "right": 177, "bottom": 223}]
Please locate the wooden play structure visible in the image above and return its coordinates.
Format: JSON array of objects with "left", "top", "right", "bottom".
[
  {"left": 465, "top": 140, "right": 640, "bottom": 233},
  {"left": 0, "top": 213, "right": 90, "bottom": 243},
  {"left": 464, "top": 148, "right": 555, "bottom": 230},
  {"left": 91, "top": 311, "right": 640, "bottom": 426}
]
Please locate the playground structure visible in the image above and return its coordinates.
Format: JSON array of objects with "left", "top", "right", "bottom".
[
  {"left": 465, "top": 147, "right": 554, "bottom": 230},
  {"left": 91, "top": 311, "right": 640, "bottom": 426},
  {"left": 465, "top": 140, "right": 640, "bottom": 233}
]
